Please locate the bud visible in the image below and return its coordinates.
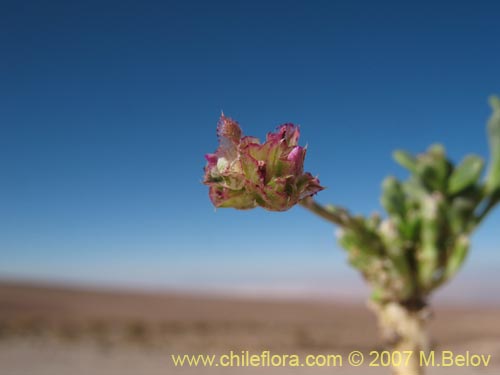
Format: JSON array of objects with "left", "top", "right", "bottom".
[{"left": 203, "top": 115, "right": 324, "bottom": 211}]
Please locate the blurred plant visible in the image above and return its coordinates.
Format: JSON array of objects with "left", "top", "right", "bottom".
[{"left": 203, "top": 97, "right": 500, "bottom": 375}]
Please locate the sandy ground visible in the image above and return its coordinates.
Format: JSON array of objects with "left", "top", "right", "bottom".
[{"left": 0, "top": 281, "right": 499, "bottom": 374}]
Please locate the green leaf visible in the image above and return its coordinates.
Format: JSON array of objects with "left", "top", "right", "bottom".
[
  {"left": 417, "top": 144, "right": 450, "bottom": 192},
  {"left": 448, "top": 155, "right": 484, "bottom": 195},
  {"left": 428, "top": 143, "right": 446, "bottom": 158},
  {"left": 444, "top": 235, "right": 470, "bottom": 281},
  {"left": 393, "top": 150, "right": 417, "bottom": 173},
  {"left": 399, "top": 211, "right": 421, "bottom": 241},
  {"left": 381, "top": 177, "right": 406, "bottom": 219},
  {"left": 448, "top": 196, "right": 476, "bottom": 235},
  {"left": 415, "top": 154, "right": 442, "bottom": 192},
  {"left": 485, "top": 95, "right": 500, "bottom": 195}
]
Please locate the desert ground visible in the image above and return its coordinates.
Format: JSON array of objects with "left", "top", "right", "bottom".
[{"left": 0, "top": 281, "right": 499, "bottom": 375}]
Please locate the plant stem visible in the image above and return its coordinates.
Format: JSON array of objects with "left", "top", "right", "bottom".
[
  {"left": 475, "top": 195, "right": 499, "bottom": 226},
  {"left": 299, "top": 197, "right": 349, "bottom": 226},
  {"left": 369, "top": 301, "right": 430, "bottom": 375}
]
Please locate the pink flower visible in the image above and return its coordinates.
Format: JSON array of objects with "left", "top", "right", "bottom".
[{"left": 203, "top": 115, "right": 324, "bottom": 211}]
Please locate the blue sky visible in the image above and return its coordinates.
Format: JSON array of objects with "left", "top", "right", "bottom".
[{"left": 1, "top": 0, "right": 499, "bottom": 302}]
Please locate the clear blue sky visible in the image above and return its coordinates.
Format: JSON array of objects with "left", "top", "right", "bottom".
[{"left": 1, "top": 0, "right": 499, "bottom": 301}]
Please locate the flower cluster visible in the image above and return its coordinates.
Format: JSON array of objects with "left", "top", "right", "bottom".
[{"left": 203, "top": 115, "right": 324, "bottom": 211}]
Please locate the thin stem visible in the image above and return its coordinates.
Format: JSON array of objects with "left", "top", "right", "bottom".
[
  {"left": 299, "top": 197, "right": 347, "bottom": 226},
  {"left": 475, "top": 195, "right": 499, "bottom": 226}
]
